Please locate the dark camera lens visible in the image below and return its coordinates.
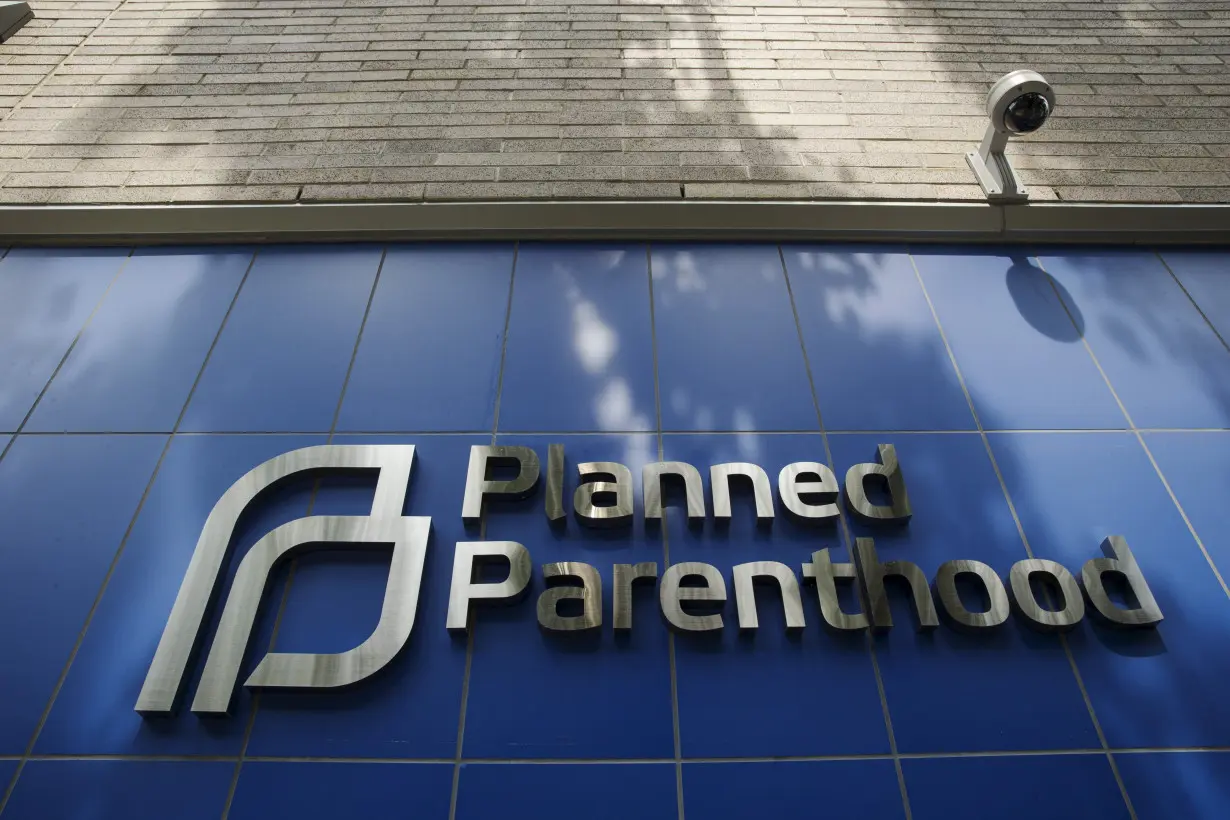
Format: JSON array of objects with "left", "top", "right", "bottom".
[{"left": 1003, "top": 92, "right": 1051, "bottom": 133}]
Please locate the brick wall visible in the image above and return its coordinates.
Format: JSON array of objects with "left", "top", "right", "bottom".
[{"left": 0, "top": 0, "right": 1227, "bottom": 205}]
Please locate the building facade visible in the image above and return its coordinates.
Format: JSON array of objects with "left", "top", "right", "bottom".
[{"left": 2, "top": 0, "right": 1230, "bottom": 818}]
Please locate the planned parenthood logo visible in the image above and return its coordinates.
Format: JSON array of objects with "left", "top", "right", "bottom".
[{"left": 136, "top": 443, "right": 1162, "bottom": 716}]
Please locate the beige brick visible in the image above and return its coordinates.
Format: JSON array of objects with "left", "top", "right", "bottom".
[{"left": 0, "top": 0, "right": 1225, "bottom": 204}]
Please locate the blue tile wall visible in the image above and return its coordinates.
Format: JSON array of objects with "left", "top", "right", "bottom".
[
  {"left": 0, "top": 242, "right": 1228, "bottom": 820},
  {"left": 228, "top": 762, "right": 453, "bottom": 820},
  {"left": 336, "top": 245, "right": 512, "bottom": 433},
  {"left": 0, "top": 248, "right": 128, "bottom": 431},
  {"left": 684, "top": 760, "right": 905, "bottom": 819},
  {"left": 26, "top": 248, "right": 251, "bottom": 433}
]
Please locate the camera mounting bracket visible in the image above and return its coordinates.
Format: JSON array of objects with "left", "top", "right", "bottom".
[{"left": 966, "top": 123, "right": 1029, "bottom": 202}]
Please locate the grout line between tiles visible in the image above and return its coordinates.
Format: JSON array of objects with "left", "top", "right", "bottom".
[
  {"left": 218, "top": 247, "right": 387, "bottom": 820},
  {"left": 912, "top": 248, "right": 1137, "bottom": 820},
  {"left": 1156, "top": 251, "right": 1230, "bottom": 358},
  {"left": 647, "top": 243, "right": 686, "bottom": 820},
  {"left": 6, "top": 745, "right": 1230, "bottom": 765},
  {"left": 0, "top": 247, "right": 256, "bottom": 818},
  {"left": 11, "top": 427, "right": 1230, "bottom": 438},
  {"left": 0, "top": 248, "right": 135, "bottom": 470},
  {"left": 1035, "top": 256, "right": 1230, "bottom": 604},
  {"left": 448, "top": 241, "right": 519, "bottom": 820},
  {"left": 778, "top": 245, "right": 913, "bottom": 820}
]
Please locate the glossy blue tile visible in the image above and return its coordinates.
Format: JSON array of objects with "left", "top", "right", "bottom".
[
  {"left": 1144, "top": 432, "right": 1230, "bottom": 583},
  {"left": 1161, "top": 250, "right": 1230, "bottom": 344},
  {"left": 828, "top": 434, "right": 1098, "bottom": 753},
  {"left": 989, "top": 433, "right": 1230, "bottom": 748},
  {"left": 0, "top": 760, "right": 14, "bottom": 786},
  {"left": 0, "top": 435, "right": 164, "bottom": 754},
  {"left": 1118, "top": 751, "right": 1230, "bottom": 820},
  {"left": 905, "top": 755, "right": 1130, "bottom": 820},
  {"left": 456, "top": 764, "right": 676, "bottom": 820},
  {"left": 229, "top": 762, "right": 452, "bottom": 820},
  {"left": 27, "top": 247, "right": 250, "bottom": 433},
  {"left": 0, "top": 248, "right": 128, "bottom": 430},
  {"left": 652, "top": 244, "right": 817, "bottom": 432},
  {"left": 684, "top": 760, "right": 905, "bottom": 819},
  {"left": 37, "top": 434, "right": 323, "bottom": 755},
  {"left": 464, "top": 435, "right": 674, "bottom": 759},
  {"left": 180, "top": 245, "right": 381, "bottom": 432},
  {"left": 783, "top": 246, "right": 974, "bottom": 431},
  {"left": 499, "top": 244, "right": 656, "bottom": 432},
  {"left": 4, "top": 760, "right": 233, "bottom": 820},
  {"left": 663, "top": 434, "right": 889, "bottom": 757},
  {"left": 1038, "top": 249, "right": 1230, "bottom": 429},
  {"left": 337, "top": 245, "right": 512, "bottom": 433},
  {"left": 912, "top": 249, "right": 1123, "bottom": 430},
  {"left": 246, "top": 435, "right": 477, "bottom": 758}
]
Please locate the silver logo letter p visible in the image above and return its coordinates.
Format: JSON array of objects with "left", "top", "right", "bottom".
[{"left": 135, "top": 445, "right": 429, "bottom": 715}]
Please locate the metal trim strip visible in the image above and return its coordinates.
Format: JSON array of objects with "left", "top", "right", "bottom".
[{"left": 0, "top": 201, "right": 1226, "bottom": 245}]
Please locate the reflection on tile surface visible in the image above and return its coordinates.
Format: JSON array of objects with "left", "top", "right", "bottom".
[
  {"left": 500, "top": 244, "right": 656, "bottom": 432},
  {"left": 785, "top": 245, "right": 974, "bottom": 431},
  {"left": 991, "top": 432, "right": 1230, "bottom": 748},
  {"left": 653, "top": 244, "right": 817, "bottom": 431},
  {"left": 1039, "top": 249, "right": 1230, "bottom": 429},
  {"left": 0, "top": 248, "right": 127, "bottom": 430},
  {"left": 28, "top": 247, "right": 250, "bottom": 432},
  {"left": 913, "top": 249, "right": 1123, "bottom": 429}
]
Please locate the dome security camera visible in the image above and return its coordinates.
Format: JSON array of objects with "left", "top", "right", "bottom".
[{"left": 966, "top": 70, "right": 1056, "bottom": 201}]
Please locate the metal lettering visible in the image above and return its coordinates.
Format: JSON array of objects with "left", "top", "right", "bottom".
[
  {"left": 778, "top": 462, "right": 839, "bottom": 521},
  {"left": 732, "top": 561, "right": 805, "bottom": 631},
  {"left": 643, "top": 461, "right": 705, "bottom": 521},
  {"left": 136, "top": 444, "right": 425, "bottom": 715},
  {"left": 854, "top": 537, "right": 938, "bottom": 632},
  {"left": 660, "top": 562, "right": 726, "bottom": 632},
  {"left": 613, "top": 562, "right": 658, "bottom": 630},
  {"left": 711, "top": 463, "right": 774, "bottom": 522},
  {"left": 573, "top": 461, "right": 634, "bottom": 528},
  {"left": 538, "top": 562, "right": 602, "bottom": 631},
  {"left": 545, "top": 443, "right": 566, "bottom": 522},
  {"left": 461, "top": 445, "right": 540, "bottom": 524},
  {"left": 933, "top": 560, "right": 1009, "bottom": 632},
  {"left": 1081, "top": 536, "right": 1163, "bottom": 629},
  {"left": 843, "top": 444, "right": 911, "bottom": 525},
  {"left": 802, "top": 549, "right": 868, "bottom": 632},
  {"left": 1009, "top": 558, "right": 1084, "bottom": 632},
  {"left": 445, "top": 541, "right": 532, "bottom": 633}
]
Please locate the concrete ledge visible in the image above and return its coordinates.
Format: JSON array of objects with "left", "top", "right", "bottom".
[{"left": 0, "top": 201, "right": 1227, "bottom": 245}]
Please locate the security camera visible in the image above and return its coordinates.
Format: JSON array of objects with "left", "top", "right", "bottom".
[{"left": 966, "top": 70, "right": 1056, "bottom": 201}]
